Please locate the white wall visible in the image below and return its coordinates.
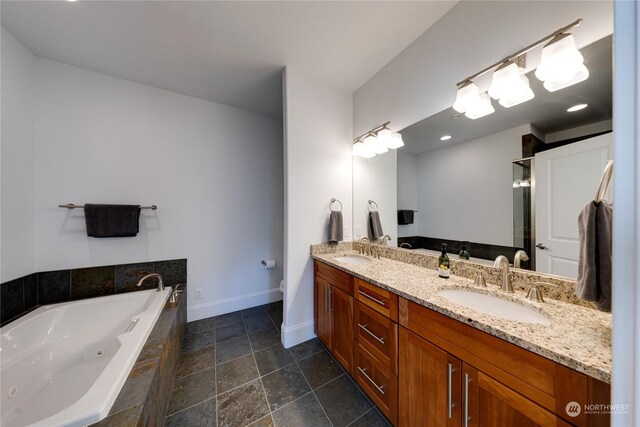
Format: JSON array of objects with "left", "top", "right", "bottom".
[
  {"left": 397, "top": 150, "right": 419, "bottom": 238},
  {"left": 282, "top": 67, "right": 352, "bottom": 347},
  {"left": 1, "top": 28, "right": 36, "bottom": 282},
  {"left": 416, "top": 124, "right": 529, "bottom": 246},
  {"left": 32, "top": 58, "right": 284, "bottom": 320},
  {"left": 353, "top": 150, "right": 397, "bottom": 246},
  {"left": 354, "top": 1, "right": 613, "bottom": 136}
]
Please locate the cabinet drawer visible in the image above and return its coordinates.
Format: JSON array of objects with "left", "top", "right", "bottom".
[
  {"left": 355, "top": 343, "right": 398, "bottom": 425},
  {"left": 315, "top": 260, "right": 354, "bottom": 295},
  {"left": 354, "top": 301, "right": 398, "bottom": 374},
  {"left": 355, "top": 278, "right": 398, "bottom": 321}
]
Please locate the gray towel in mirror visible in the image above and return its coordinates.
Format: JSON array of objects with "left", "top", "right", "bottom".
[
  {"left": 329, "top": 211, "right": 343, "bottom": 244},
  {"left": 369, "top": 211, "right": 384, "bottom": 240},
  {"left": 576, "top": 200, "right": 612, "bottom": 312}
]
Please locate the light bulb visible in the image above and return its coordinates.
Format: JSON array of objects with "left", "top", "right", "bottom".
[
  {"left": 464, "top": 92, "right": 495, "bottom": 119},
  {"left": 453, "top": 81, "right": 481, "bottom": 113},
  {"left": 536, "top": 33, "right": 589, "bottom": 92},
  {"left": 387, "top": 133, "right": 404, "bottom": 149},
  {"left": 489, "top": 61, "right": 535, "bottom": 108}
]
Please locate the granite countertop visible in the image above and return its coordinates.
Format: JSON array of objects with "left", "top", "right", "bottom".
[{"left": 312, "top": 250, "right": 612, "bottom": 383}]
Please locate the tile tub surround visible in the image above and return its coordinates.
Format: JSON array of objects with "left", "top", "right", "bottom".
[
  {"left": 91, "top": 290, "right": 187, "bottom": 426},
  {"left": 312, "top": 248, "right": 612, "bottom": 383},
  {"left": 0, "top": 258, "right": 187, "bottom": 326},
  {"left": 165, "top": 301, "right": 390, "bottom": 427}
]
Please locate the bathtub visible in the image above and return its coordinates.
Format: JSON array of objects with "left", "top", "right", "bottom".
[{"left": 1, "top": 287, "right": 172, "bottom": 427}]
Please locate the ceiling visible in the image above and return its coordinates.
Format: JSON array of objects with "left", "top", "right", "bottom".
[
  {"left": 401, "top": 35, "right": 613, "bottom": 155},
  {"left": 1, "top": 1, "right": 457, "bottom": 118}
]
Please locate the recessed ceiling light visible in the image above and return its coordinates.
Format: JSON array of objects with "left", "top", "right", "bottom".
[
  {"left": 567, "top": 103, "right": 588, "bottom": 112},
  {"left": 440, "top": 135, "right": 452, "bottom": 141},
  {"left": 66, "top": 0, "right": 77, "bottom": 2}
]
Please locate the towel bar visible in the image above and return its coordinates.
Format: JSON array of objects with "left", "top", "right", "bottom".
[{"left": 58, "top": 203, "right": 157, "bottom": 210}]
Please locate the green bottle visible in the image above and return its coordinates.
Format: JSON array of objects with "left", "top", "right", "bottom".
[
  {"left": 459, "top": 245, "right": 470, "bottom": 260},
  {"left": 438, "top": 244, "right": 450, "bottom": 279}
]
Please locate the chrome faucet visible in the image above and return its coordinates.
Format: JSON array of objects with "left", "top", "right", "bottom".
[
  {"left": 381, "top": 235, "right": 392, "bottom": 245},
  {"left": 494, "top": 256, "right": 514, "bottom": 293},
  {"left": 136, "top": 273, "right": 164, "bottom": 292},
  {"left": 513, "top": 250, "right": 530, "bottom": 269},
  {"left": 359, "top": 237, "right": 371, "bottom": 256}
]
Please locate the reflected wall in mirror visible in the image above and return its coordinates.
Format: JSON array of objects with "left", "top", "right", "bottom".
[{"left": 352, "top": 34, "right": 613, "bottom": 280}]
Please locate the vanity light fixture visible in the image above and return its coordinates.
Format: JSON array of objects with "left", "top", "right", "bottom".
[
  {"left": 440, "top": 135, "right": 452, "bottom": 141},
  {"left": 453, "top": 18, "right": 586, "bottom": 118},
  {"left": 567, "top": 103, "right": 588, "bottom": 112},
  {"left": 352, "top": 122, "right": 403, "bottom": 158}
]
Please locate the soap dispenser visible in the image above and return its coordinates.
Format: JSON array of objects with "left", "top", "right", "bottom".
[{"left": 438, "top": 244, "right": 450, "bottom": 279}]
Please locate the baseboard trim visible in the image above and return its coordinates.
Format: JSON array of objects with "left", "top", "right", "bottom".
[
  {"left": 281, "top": 319, "right": 316, "bottom": 348},
  {"left": 188, "top": 288, "right": 282, "bottom": 322}
]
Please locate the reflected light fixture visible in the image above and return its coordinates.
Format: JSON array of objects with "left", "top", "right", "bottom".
[
  {"left": 567, "top": 103, "right": 588, "bottom": 112},
  {"left": 440, "top": 135, "right": 452, "bottom": 141},
  {"left": 453, "top": 18, "right": 586, "bottom": 118},
  {"left": 352, "top": 122, "right": 403, "bottom": 158}
]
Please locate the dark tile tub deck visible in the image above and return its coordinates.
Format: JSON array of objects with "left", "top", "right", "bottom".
[
  {"left": 91, "top": 292, "right": 187, "bottom": 427},
  {"left": 165, "top": 301, "right": 390, "bottom": 427}
]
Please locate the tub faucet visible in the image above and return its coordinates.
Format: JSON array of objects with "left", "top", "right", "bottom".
[
  {"left": 137, "top": 273, "right": 164, "bottom": 292},
  {"left": 359, "top": 237, "right": 371, "bottom": 256},
  {"left": 513, "top": 250, "right": 530, "bottom": 269},
  {"left": 494, "top": 256, "right": 514, "bottom": 293}
]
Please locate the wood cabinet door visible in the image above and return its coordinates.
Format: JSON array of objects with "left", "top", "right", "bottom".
[
  {"left": 463, "top": 363, "right": 572, "bottom": 427},
  {"left": 315, "top": 277, "right": 331, "bottom": 349},
  {"left": 330, "top": 286, "right": 353, "bottom": 374},
  {"left": 399, "top": 328, "right": 461, "bottom": 427}
]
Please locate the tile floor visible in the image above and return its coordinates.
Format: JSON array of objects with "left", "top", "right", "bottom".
[{"left": 165, "top": 301, "right": 390, "bottom": 427}]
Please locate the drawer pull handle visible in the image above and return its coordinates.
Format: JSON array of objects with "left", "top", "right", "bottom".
[
  {"left": 357, "top": 323, "right": 385, "bottom": 344},
  {"left": 358, "top": 367, "right": 385, "bottom": 395},
  {"left": 358, "top": 290, "right": 386, "bottom": 306},
  {"left": 447, "top": 363, "right": 454, "bottom": 419},
  {"left": 464, "top": 372, "right": 470, "bottom": 427}
]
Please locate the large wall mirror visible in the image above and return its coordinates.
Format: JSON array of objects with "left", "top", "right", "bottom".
[{"left": 352, "top": 32, "right": 613, "bottom": 281}]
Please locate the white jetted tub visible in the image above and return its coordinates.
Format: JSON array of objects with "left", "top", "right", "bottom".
[{"left": 1, "top": 287, "right": 172, "bottom": 427}]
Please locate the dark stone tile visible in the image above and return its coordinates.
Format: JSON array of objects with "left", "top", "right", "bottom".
[
  {"left": 349, "top": 408, "right": 391, "bottom": 427},
  {"left": 248, "top": 414, "right": 275, "bottom": 427},
  {"left": 289, "top": 338, "right": 325, "bottom": 361},
  {"left": 165, "top": 397, "right": 215, "bottom": 427},
  {"left": 216, "top": 354, "right": 259, "bottom": 395},
  {"left": 248, "top": 327, "right": 280, "bottom": 351},
  {"left": 71, "top": 266, "right": 115, "bottom": 300},
  {"left": 110, "top": 359, "right": 159, "bottom": 415},
  {"left": 269, "top": 310, "right": 283, "bottom": 329},
  {"left": 215, "top": 335, "right": 252, "bottom": 364},
  {"left": 265, "top": 300, "right": 283, "bottom": 314},
  {"left": 1, "top": 278, "right": 23, "bottom": 324},
  {"left": 115, "top": 262, "right": 154, "bottom": 293},
  {"left": 214, "top": 310, "right": 243, "bottom": 327},
  {"left": 176, "top": 347, "right": 216, "bottom": 379},
  {"left": 167, "top": 367, "right": 216, "bottom": 416},
  {"left": 186, "top": 317, "right": 216, "bottom": 336},
  {"left": 315, "top": 375, "right": 371, "bottom": 427},
  {"left": 215, "top": 322, "right": 246, "bottom": 343},
  {"left": 271, "top": 392, "right": 331, "bottom": 427},
  {"left": 254, "top": 343, "right": 294, "bottom": 376},
  {"left": 262, "top": 364, "right": 311, "bottom": 412},
  {"left": 217, "top": 379, "right": 269, "bottom": 427},
  {"left": 182, "top": 329, "right": 216, "bottom": 354},
  {"left": 23, "top": 273, "right": 37, "bottom": 310},
  {"left": 297, "top": 350, "right": 343, "bottom": 389},
  {"left": 242, "top": 305, "right": 268, "bottom": 319},
  {"left": 153, "top": 258, "right": 187, "bottom": 287},
  {"left": 90, "top": 404, "right": 142, "bottom": 426},
  {"left": 244, "top": 312, "right": 275, "bottom": 334},
  {"left": 37, "top": 270, "right": 70, "bottom": 305}
]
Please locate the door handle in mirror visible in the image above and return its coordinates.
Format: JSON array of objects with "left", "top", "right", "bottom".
[{"left": 536, "top": 243, "right": 547, "bottom": 249}]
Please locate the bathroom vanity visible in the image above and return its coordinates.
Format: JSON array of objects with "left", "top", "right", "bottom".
[{"left": 312, "top": 245, "right": 611, "bottom": 427}]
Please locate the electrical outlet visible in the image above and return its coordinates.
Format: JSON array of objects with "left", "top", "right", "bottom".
[
  {"left": 344, "top": 225, "right": 351, "bottom": 240},
  {"left": 195, "top": 288, "right": 202, "bottom": 300}
]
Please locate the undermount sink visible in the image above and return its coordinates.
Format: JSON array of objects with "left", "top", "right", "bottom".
[
  {"left": 334, "top": 255, "right": 372, "bottom": 265},
  {"left": 438, "top": 289, "right": 551, "bottom": 325}
]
